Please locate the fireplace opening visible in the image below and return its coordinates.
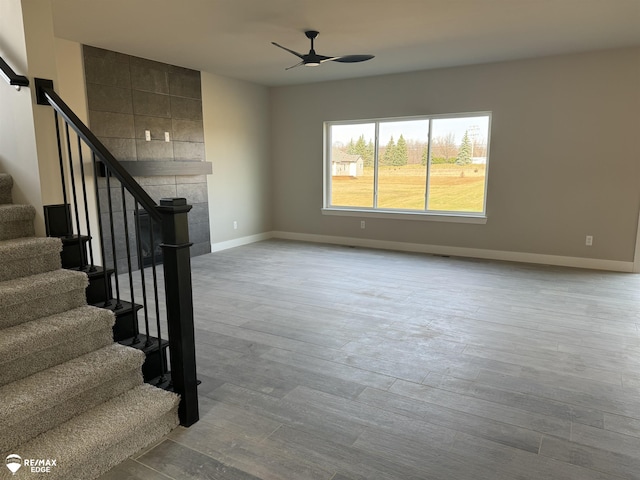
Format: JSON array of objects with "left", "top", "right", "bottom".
[{"left": 135, "top": 209, "right": 163, "bottom": 267}]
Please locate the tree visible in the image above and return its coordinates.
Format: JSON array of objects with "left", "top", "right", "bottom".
[
  {"left": 421, "top": 148, "right": 428, "bottom": 166},
  {"left": 395, "top": 134, "right": 408, "bottom": 166},
  {"left": 456, "top": 130, "right": 472, "bottom": 166},
  {"left": 345, "top": 135, "right": 374, "bottom": 167},
  {"left": 365, "top": 140, "right": 375, "bottom": 167},
  {"left": 382, "top": 136, "right": 396, "bottom": 166},
  {"left": 346, "top": 138, "right": 356, "bottom": 155},
  {"left": 432, "top": 133, "right": 457, "bottom": 162},
  {"left": 354, "top": 135, "right": 366, "bottom": 156}
]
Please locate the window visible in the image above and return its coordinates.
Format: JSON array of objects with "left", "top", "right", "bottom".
[{"left": 324, "top": 113, "right": 491, "bottom": 220}]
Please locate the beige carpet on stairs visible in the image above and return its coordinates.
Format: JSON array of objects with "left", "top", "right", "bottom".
[{"left": 0, "top": 172, "right": 179, "bottom": 480}]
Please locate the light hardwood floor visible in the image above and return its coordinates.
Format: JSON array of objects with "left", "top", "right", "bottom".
[{"left": 99, "top": 239, "right": 640, "bottom": 479}]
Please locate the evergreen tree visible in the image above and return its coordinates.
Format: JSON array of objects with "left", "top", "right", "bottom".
[
  {"left": 354, "top": 135, "right": 367, "bottom": 156},
  {"left": 395, "top": 134, "right": 408, "bottom": 166},
  {"left": 382, "top": 136, "right": 396, "bottom": 166},
  {"left": 421, "top": 148, "right": 428, "bottom": 166},
  {"left": 456, "top": 131, "right": 472, "bottom": 166},
  {"left": 365, "top": 140, "right": 375, "bottom": 167},
  {"left": 346, "top": 138, "right": 356, "bottom": 155}
]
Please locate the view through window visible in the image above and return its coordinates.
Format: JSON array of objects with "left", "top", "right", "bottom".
[{"left": 326, "top": 113, "right": 491, "bottom": 215}]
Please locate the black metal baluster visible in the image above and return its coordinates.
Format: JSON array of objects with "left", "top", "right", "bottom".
[
  {"left": 64, "top": 124, "right": 86, "bottom": 269},
  {"left": 90, "top": 153, "right": 111, "bottom": 307},
  {"left": 53, "top": 112, "right": 69, "bottom": 207},
  {"left": 134, "top": 201, "right": 152, "bottom": 348},
  {"left": 149, "top": 219, "right": 167, "bottom": 384},
  {"left": 121, "top": 186, "right": 139, "bottom": 344},
  {"left": 77, "top": 136, "right": 96, "bottom": 272},
  {"left": 104, "top": 171, "right": 122, "bottom": 310}
]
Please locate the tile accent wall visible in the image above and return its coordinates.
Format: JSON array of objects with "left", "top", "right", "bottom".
[{"left": 82, "top": 45, "right": 210, "bottom": 269}]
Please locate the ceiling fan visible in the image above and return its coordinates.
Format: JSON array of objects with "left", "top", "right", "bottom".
[{"left": 272, "top": 30, "right": 375, "bottom": 70}]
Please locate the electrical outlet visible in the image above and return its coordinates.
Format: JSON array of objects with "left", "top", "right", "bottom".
[
  {"left": 585, "top": 235, "right": 593, "bottom": 246},
  {"left": 233, "top": 221, "right": 238, "bottom": 230},
  {"left": 164, "top": 131, "right": 170, "bottom": 142},
  {"left": 144, "top": 130, "right": 151, "bottom": 141},
  {"left": 360, "top": 220, "right": 365, "bottom": 229}
]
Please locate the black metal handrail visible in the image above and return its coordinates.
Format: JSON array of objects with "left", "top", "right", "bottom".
[
  {"left": 0, "top": 56, "right": 29, "bottom": 88},
  {"left": 33, "top": 78, "right": 199, "bottom": 427},
  {"left": 37, "top": 81, "right": 160, "bottom": 222}
]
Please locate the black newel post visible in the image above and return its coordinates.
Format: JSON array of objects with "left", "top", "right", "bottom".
[{"left": 157, "top": 197, "right": 199, "bottom": 427}]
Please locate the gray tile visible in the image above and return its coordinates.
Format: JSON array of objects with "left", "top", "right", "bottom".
[
  {"left": 388, "top": 379, "right": 571, "bottom": 439},
  {"left": 191, "top": 241, "right": 211, "bottom": 257},
  {"left": 143, "top": 184, "right": 178, "bottom": 202},
  {"left": 83, "top": 45, "right": 131, "bottom": 64},
  {"left": 107, "top": 239, "right": 640, "bottom": 480},
  {"left": 171, "top": 118, "right": 204, "bottom": 142},
  {"left": 138, "top": 439, "right": 262, "bottom": 480},
  {"left": 83, "top": 52, "right": 131, "bottom": 88},
  {"left": 170, "top": 96, "right": 202, "bottom": 120},
  {"left": 135, "top": 140, "right": 174, "bottom": 162},
  {"left": 177, "top": 183, "right": 208, "bottom": 204},
  {"left": 188, "top": 221, "right": 210, "bottom": 245},
  {"left": 131, "top": 64, "right": 169, "bottom": 94},
  {"left": 134, "top": 175, "right": 176, "bottom": 187},
  {"left": 604, "top": 412, "right": 640, "bottom": 438},
  {"left": 132, "top": 90, "right": 171, "bottom": 117},
  {"left": 188, "top": 202, "right": 209, "bottom": 224},
  {"left": 89, "top": 111, "right": 135, "bottom": 138},
  {"left": 178, "top": 174, "right": 208, "bottom": 184},
  {"left": 570, "top": 421, "right": 640, "bottom": 458},
  {"left": 539, "top": 435, "right": 640, "bottom": 479},
  {"left": 266, "top": 425, "right": 426, "bottom": 480},
  {"left": 173, "top": 141, "right": 206, "bottom": 162},
  {"left": 134, "top": 116, "right": 172, "bottom": 141},
  {"left": 99, "top": 137, "right": 137, "bottom": 162},
  {"left": 209, "top": 382, "right": 365, "bottom": 446},
  {"left": 451, "top": 432, "right": 615, "bottom": 480},
  {"left": 86, "top": 83, "right": 133, "bottom": 114},
  {"left": 129, "top": 55, "right": 171, "bottom": 72},
  {"left": 96, "top": 458, "right": 173, "bottom": 480},
  {"left": 168, "top": 71, "right": 201, "bottom": 99}
]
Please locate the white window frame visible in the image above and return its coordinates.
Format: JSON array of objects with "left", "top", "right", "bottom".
[{"left": 322, "top": 112, "right": 491, "bottom": 224}]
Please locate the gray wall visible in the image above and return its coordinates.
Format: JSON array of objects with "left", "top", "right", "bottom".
[
  {"left": 201, "top": 73, "right": 271, "bottom": 247},
  {"left": 82, "top": 46, "right": 211, "bottom": 258},
  {"left": 271, "top": 47, "right": 640, "bottom": 262}
]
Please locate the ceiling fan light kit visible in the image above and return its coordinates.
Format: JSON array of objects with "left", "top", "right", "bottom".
[{"left": 272, "top": 30, "right": 374, "bottom": 70}]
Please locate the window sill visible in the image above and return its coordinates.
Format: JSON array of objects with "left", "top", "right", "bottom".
[{"left": 321, "top": 208, "right": 487, "bottom": 224}]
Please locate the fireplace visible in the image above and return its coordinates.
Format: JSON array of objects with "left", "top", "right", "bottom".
[{"left": 135, "top": 209, "right": 163, "bottom": 267}]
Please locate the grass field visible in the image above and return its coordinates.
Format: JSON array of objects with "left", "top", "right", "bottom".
[{"left": 331, "top": 164, "right": 486, "bottom": 212}]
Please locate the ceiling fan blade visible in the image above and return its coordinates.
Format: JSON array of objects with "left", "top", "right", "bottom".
[
  {"left": 285, "top": 61, "right": 304, "bottom": 70},
  {"left": 272, "top": 42, "right": 304, "bottom": 59},
  {"left": 331, "top": 54, "right": 375, "bottom": 63},
  {"left": 317, "top": 55, "right": 339, "bottom": 64}
]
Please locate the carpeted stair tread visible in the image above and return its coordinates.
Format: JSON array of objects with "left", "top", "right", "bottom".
[
  {"left": 0, "top": 204, "right": 35, "bottom": 240},
  {"left": 0, "top": 236, "right": 62, "bottom": 282},
  {"left": 0, "top": 269, "right": 88, "bottom": 329},
  {"left": 0, "top": 344, "right": 145, "bottom": 452},
  {"left": 0, "top": 306, "right": 115, "bottom": 387},
  {"left": 0, "top": 384, "right": 179, "bottom": 480},
  {"left": 0, "top": 173, "right": 12, "bottom": 204}
]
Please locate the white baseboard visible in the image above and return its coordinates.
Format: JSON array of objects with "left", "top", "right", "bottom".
[
  {"left": 211, "top": 232, "right": 274, "bottom": 252},
  {"left": 271, "top": 231, "right": 633, "bottom": 272}
]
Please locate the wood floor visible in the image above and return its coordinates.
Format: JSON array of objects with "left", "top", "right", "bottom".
[{"left": 99, "top": 239, "right": 640, "bottom": 480}]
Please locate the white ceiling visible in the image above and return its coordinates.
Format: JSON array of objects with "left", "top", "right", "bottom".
[{"left": 50, "top": 0, "right": 640, "bottom": 87}]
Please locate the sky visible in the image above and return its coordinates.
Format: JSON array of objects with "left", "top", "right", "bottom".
[{"left": 330, "top": 115, "right": 490, "bottom": 146}]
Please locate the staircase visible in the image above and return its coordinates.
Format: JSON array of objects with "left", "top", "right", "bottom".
[{"left": 0, "top": 173, "right": 179, "bottom": 480}]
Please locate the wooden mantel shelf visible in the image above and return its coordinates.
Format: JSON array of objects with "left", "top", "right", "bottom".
[{"left": 109, "top": 161, "right": 212, "bottom": 177}]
